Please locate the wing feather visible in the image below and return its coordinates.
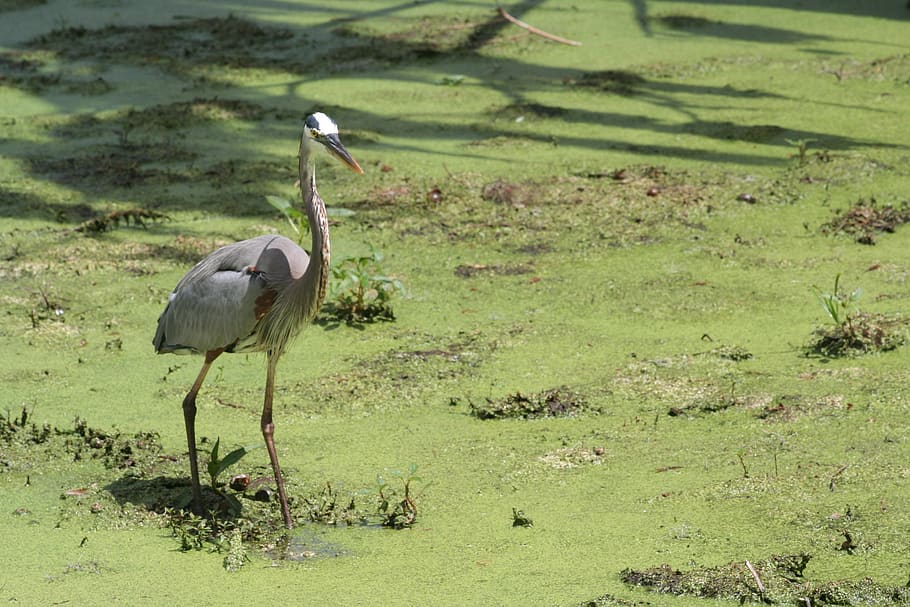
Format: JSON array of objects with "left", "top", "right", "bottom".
[{"left": 153, "top": 235, "right": 299, "bottom": 355}]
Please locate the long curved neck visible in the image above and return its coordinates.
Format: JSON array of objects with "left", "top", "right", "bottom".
[{"left": 297, "top": 135, "right": 330, "bottom": 314}]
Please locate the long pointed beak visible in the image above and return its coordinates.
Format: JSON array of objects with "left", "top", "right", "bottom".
[{"left": 324, "top": 133, "right": 363, "bottom": 174}]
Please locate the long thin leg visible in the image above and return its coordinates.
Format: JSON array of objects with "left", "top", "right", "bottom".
[
  {"left": 261, "top": 351, "right": 293, "bottom": 528},
  {"left": 183, "top": 349, "right": 222, "bottom": 514}
]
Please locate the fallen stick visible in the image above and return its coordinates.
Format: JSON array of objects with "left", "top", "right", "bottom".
[
  {"left": 497, "top": 6, "right": 582, "bottom": 46},
  {"left": 745, "top": 560, "right": 765, "bottom": 595}
]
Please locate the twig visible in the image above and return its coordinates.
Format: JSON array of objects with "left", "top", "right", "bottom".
[
  {"left": 497, "top": 6, "right": 581, "bottom": 46},
  {"left": 745, "top": 560, "right": 765, "bottom": 595},
  {"left": 829, "top": 464, "right": 849, "bottom": 491}
]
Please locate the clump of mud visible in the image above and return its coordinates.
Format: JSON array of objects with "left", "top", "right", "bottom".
[
  {"left": 539, "top": 445, "right": 606, "bottom": 469},
  {"left": 620, "top": 554, "right": 910, "bottom": 605},
  {"left": 2, "top": 407, "right": 162, "bottom": 470},
  {"left": 757, "top": 394, "right": 848, "bottom": 422},
  {"left": 74, "top": 208, "right": 170, "bottom": 233},
  {"left": 470, "top": 387, "right": 588, "bottom": 419},
  {"left": 454, "top": 261, "right": 534, "bottom": 278},
  {"left": 807, "top": 312, "right": 908, "bottom": 358},
  {"left": 821, "top": 198, "right": 910, "bottom": 244}
]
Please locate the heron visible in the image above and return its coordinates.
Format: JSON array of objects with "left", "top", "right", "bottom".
[{"left": 153, "top": 112, "right": 363, "bottom": 528}]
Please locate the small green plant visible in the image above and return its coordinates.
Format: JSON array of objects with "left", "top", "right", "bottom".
[
  {"left": 167, "top": 509, "right": 218, "bottom": 552},
  {"left": 736, "top": 447, "right": 750, "bottom": 478},
  {"left": 206, "top": 437, "right": 258, "bottom": 492},
  {"left": 165, "top": 508, "right": 250, "bottom": 571},
  {"left": 512, "top": 508, "right": 533, "bottom": 528},
  {"left": 265, "top": 195, "right": 308, "bottom": 244},
  {"left": 812, "top": 273, "right": 860, "bottom": 330},
  {"left": 785, "top": 138, "right": 816, "bottom": 165},
  {"left": 265, "top": 195, "right": 355, "bottom": 246},
  {"left": 808, "top": 274, "right": 907, "bottom": 357},
  {"left": 376, "top": 463, "right": 427, "bottom": 529},
  {"left": 327, "top": 250, "right": 405, "bottom": 324},
  {"left": 304, "top": 482, "right": 360, "bottom": 526}
]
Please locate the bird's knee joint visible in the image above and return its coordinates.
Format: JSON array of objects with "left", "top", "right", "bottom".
[{"left": 182, "top": 396, "right": 196, "bottom": 413}]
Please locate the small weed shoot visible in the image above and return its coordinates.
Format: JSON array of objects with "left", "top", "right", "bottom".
[
  {"left": 512, "top": 508, "right": 533, "bottom": 527},
  {"left": 808, "top": 274, "right": 907, "bottom": 357},
  {"left": 377, "top": 464, "right": 427, "bottom": 529},
  {"left": 812, "top": 274, "right": 860, "bottom": 330},
  {"left": 785, "top": 138, "right": 816, "bottom": 165},
  {"left": 205, "top": 438, "right": 259, "bottom": 516},
  {"left": 206, "top": 437, "right": 257, "bottom": 491},
  {"left": 324, "top": 250, "right": 405, "bottom": 325}
]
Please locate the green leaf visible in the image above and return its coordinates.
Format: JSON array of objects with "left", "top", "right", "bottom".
[
  {"left": 265, "top": 195, "right": 293, "bottom": 212},
  {"left": 216, "top": 445, "right": 252, "bottom": 476}
]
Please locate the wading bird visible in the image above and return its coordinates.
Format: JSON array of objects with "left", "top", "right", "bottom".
[{"left": 153, "top": 112, "right": 363, "bottom": 528}]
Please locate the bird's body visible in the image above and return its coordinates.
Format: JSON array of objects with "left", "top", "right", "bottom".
[
  {"left": 153, "top": 112, "right": 362, "bottom": 528},
  {"left": 153, "top": 234, "right": 315, "bottom": 356}
]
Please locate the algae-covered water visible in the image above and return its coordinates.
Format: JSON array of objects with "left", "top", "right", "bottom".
[{"left": 2, "top": 1, "right": 910, "bottom": 605}]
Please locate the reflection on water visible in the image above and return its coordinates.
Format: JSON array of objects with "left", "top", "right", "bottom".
[{"left": 267, "top": 527, "right": 349, "bottom": 561}]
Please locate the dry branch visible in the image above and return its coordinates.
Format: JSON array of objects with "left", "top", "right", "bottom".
[{"left": 497, "top": 6, "right": 581, "bottom": 46}]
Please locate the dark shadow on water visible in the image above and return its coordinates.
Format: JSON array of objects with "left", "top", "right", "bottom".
[
  {"left": 267, "top": 526, "right": 349, "bottom": 561},
  {"left": 628, "top": 0, "right": 910, "bottom": 30},
  {"left": 105, "top": 474, "right": 196, "bottom": 513},
  {"left": 0, "top": 1, "right": 905, "bottom": 223}
]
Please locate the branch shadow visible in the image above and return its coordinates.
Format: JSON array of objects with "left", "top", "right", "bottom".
[{"left": 0, "top": 0, "right": 904, "bottom": 223}]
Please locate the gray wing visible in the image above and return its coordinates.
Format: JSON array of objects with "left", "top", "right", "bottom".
[{"left": 153, "top": 235, "right": 297, "bottom": 355}]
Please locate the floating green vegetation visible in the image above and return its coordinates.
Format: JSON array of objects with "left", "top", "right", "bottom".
[
  {"left": 539, "top": 444, "right": 606, "bottom": 469},
  {"left": 651, "top": 13, "right": 717, "bottom": 30},
  {"left": 3, "top": 0, "right": 910, "bottom": 603},
  {"left": 0, "top": 0, "right": 46, "bottom": 12},
  {"left": 332, "top": 14, "right": 496, "bottom": 57},
  {"left": 568, "top": 69, "right": 647, "bottom": 95},
  {"left": 454, "top": 261, "right": 534, "bottom": 278},
  {"left": 0, "top": 52, "right": 63, "bottom": 92}
]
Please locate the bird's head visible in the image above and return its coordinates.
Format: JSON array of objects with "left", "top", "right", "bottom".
[{"left": 304, "top": 112, "right": 363, "bottom": 174}]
